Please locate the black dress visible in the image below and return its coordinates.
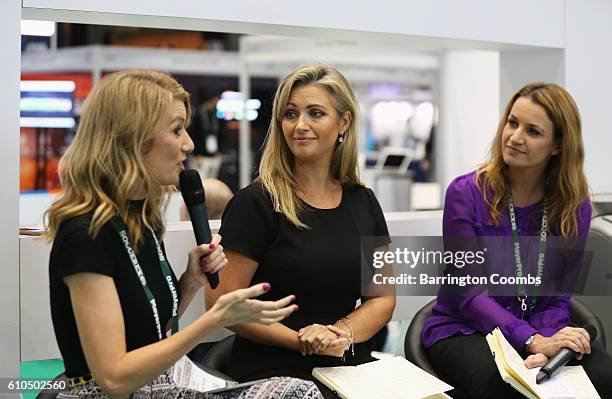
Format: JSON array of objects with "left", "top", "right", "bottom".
[
  {"left": 49, "top": 212, "right": 179, "bottom": 378},
  {"left": 218, "top": 182, "right": 390, "bottom": 391}
]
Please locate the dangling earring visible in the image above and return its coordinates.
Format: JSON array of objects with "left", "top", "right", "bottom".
[{"left": 338, "top": 132, "right": 345, "bottom": 144}]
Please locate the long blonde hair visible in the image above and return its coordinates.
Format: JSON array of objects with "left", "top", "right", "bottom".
[
  {"left": 45, "top": 70, "right": 191, "bottom": 249},
  {"left": 258, "top": 63, "right": 362, "bottom": 228},
  {"left": 476, "top": 82, "right": 589, "bottom": 236}
]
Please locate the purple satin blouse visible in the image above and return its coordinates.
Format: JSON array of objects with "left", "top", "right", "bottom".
[{"left": 421, "top": 171, "right": 592, "bottom": 354}]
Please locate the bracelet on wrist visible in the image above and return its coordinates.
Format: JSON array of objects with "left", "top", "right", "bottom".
[{"left": 337, "top": 317, "right": 355, "bottom": 361}]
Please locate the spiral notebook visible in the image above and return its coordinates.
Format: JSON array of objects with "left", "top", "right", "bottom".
[
  {"left": 312, "top": 356, "right": 453, "bottom": 399},
  {"left": 486, "top": 328, "right": 600, "bottom": 399}
]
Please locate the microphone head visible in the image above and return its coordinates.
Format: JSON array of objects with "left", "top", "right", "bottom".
[
  {"left": 584, "top": 324, "right": 598, "bottom": 343},
  {"left": 179, "top": 169, "right": 206, "bottom": 206}
]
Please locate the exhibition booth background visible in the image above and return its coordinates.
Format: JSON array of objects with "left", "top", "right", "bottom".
[{"left": 18, "top": 39, "right": 440, "bottom": 223}]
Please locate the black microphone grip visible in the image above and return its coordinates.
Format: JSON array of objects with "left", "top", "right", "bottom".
[
  {"left": 187, "top": 202, "right": 219, "bottom": 289},
  {"left": 536, "top": 349, "right": 575, "bottom": 383},
  {"left": 187, "top": 202, "right": 213, "bottom": 244},
  {"left": 536, "top": 324, "right": 597, "bottom": 384},
  {"left": 180, "top": 169, "right": 220, "bottom": 290}
]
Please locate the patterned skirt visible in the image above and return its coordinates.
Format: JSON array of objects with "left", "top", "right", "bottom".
[{"left": 56, "top": 372, "right": 323, "bottom": 398}]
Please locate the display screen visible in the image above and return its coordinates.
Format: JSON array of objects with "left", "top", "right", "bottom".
[{"left": 20, "top": 80, "right": 75, "bottom": 128}]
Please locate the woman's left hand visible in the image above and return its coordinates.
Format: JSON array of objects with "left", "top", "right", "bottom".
[
  {"left": 186, "top": 234, "right": 227, "bottom": 286},
  {"left": 524, "top": 353, "right": 549, "bottom": 369},
  {"left": 298, "top": 324, "right": 339, "bottom": 355}
]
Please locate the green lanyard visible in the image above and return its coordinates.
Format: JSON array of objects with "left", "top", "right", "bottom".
[
  {"left": 508, "top": 195, "right": 548, "bottom": 320},
  {"left": 113, "top": 217, "right": 179, "bottom": 340}
]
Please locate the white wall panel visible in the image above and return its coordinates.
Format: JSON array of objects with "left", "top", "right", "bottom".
[
  {"left": 437, "top": 50, "right": 500, "bottom": 191},
  {"left": 500, "top": 49, "right": 565, "bottom": 112},
  {"left": 0, "top": 0, "right": 21, "bottom": 379},
  {"left": 0, "top": 322, "right": 20, "bottom": 378},
  {"left": 23, "top": 0, "right": 564, "bottom": 49},
  {"left": 565, "top": 0, "right": 612, "bottom": 194}
]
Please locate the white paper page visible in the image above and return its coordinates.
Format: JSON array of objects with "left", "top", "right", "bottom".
[
  {"left": 171, "top": 356, "right": 227, "bottom": 392},
  {"left": 528, "top": 367, "right": 575, "bottom": 399},
  {"left": 539, "top": 366, "right": 600, "bottom": 399},
  {"left": 316, "top": 357, "right": 453, "bottom": 399}
]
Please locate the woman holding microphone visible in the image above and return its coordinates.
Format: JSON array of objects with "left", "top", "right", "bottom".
[
  {"left": 45, "top": 70, "right": 321, "bottom": 398},
  {"left": 422, "top": 83, "right": 612, "bottom": 398}
]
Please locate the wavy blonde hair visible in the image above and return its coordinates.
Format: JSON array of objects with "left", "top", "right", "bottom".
[
  {"left": 45, "top": 70, "right": 191, "bottom": 249},
  {"left": 476, "top": 82, "right": 589, "bottom": 237},
  {"left": 258, "top": 63, "right": 362, "bottom": 228}
]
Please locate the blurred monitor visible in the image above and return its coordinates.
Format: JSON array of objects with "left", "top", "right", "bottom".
[
  {"left": 376, "top": 147, "right": 414, "bottom": 171},
  {"left": 20, "top": 80, "right": 75, "bottom": 128}
]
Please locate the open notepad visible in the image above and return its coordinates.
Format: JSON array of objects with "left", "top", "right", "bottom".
[
  {"left": 486, "top": 328, "right": 600, "bottom": 399},
  {"left": 312, "top": 356, "right": 453, "bottom": 399}
]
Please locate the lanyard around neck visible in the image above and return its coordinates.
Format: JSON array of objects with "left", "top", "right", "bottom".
[
  {"left": 508, "top": 195, "right": 548, "bottom": 318},
  {"left": 113, "top": 217, "right": 179, "bottom": 340}
]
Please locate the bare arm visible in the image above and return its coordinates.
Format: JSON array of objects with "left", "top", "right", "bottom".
[
  {"left": 168, "top": 235, "right": 228, "bottom": 330},
  {"left": 66, "top": 272, "right": 295, "bottom": 397},
  {"left": 66, "top": 272, "right": 219, "bottom": 397},
  {"left": 175, "top": 272, "right": 201, "bottom": 319},
  {"left": 333, "top": 296, "right": 395, "bottom": 343},
  {"left": 205, "top": 249, "right": 300, "bottom": 351},
  {"left": 332, "top": 244, "right": 396, "bottom": 343}
]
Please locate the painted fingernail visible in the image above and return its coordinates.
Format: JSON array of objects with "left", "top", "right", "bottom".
[
  {"left": 209, "top": 244, "right": 216, "bottom": 249},
  {"left": 291, "top": 295, "right": 296, "bottom": 301},
  {"left": 262, "top": 282, "right": 271, "bottom": 291}
]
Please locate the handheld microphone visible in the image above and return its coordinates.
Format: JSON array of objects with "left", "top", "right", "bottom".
[
  {"left": 536, "top": 324, "right": 597, "bottom": 384},
  {"left": 179, "top": 169, "right": 219, "bottom": 289}
]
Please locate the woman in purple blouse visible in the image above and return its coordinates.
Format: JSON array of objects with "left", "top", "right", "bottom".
[{"left": 422, "top": 83, "right": 612, "bottom": 398}]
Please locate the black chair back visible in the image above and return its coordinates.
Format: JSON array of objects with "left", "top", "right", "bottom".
[{"left": 404, "top": 299, "right": 438, "bottom": 376}]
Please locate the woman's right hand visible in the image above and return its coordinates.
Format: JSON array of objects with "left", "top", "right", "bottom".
[
  {"left": 208, "top": 283, "right": 298, "bottom": 328},
  {"left": 530, "top": 327, "right": 592, "bottom": 359},
  {"left": 315, "top": 337, "right": 351, "bottom": 358},
  {"left": 185, "top": 234, "right": 227, "bottom": 287}
]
